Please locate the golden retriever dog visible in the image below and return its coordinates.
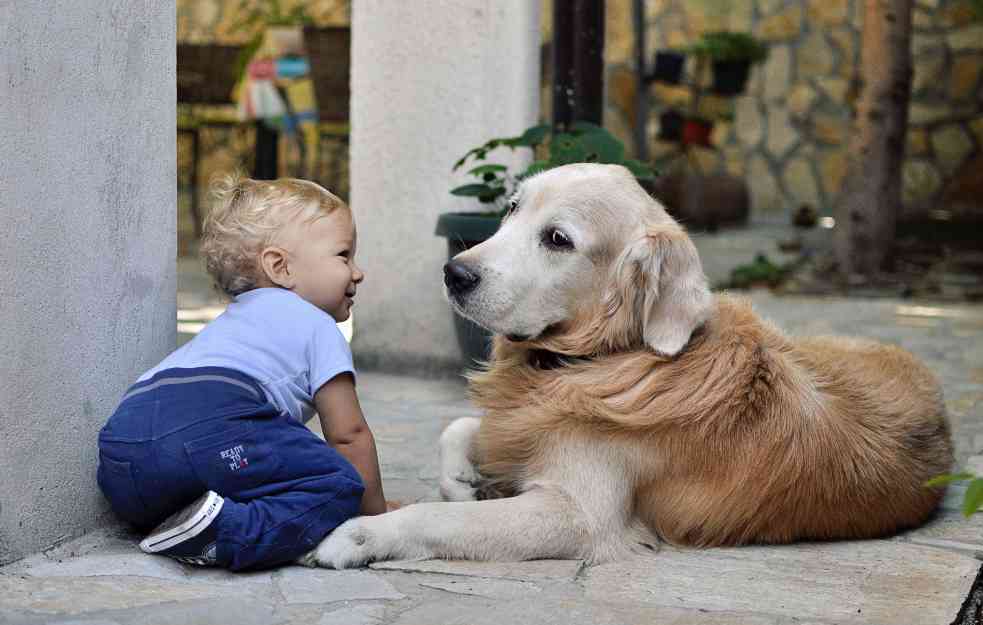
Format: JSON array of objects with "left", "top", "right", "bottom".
[{"left": 305, "top": 163, "right": 953, "bottom": 568}]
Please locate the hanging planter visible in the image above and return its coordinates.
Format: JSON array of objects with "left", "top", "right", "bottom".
[
  {"left": 682, "top": 117, "right": 714, "bottom": 147},
  {"left": 711, "top": 60, "right": 752, "bottom": 95},
  {"left": 687, "top": 31, "right": 768, "bottom": 98},
  {"left": 650, "top": 50, "right": 685, "bottom": 84},
  {"left": 657, "top": 109, "right": 684, "bottom": 141}
]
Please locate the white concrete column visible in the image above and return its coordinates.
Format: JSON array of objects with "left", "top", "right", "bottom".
[
  {"left": 350, "top": 0, "right": 541, "bottom": 373},
  {"left": 0, "top": 2, "right": 175, "bottom": 563}
]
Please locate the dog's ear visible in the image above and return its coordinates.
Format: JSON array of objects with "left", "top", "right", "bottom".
[{"left": 610, "top": 222, "right": 712, "bottom": 356}]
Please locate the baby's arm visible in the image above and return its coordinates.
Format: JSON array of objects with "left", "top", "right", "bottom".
[{"left": 315, "top": 374, "right": 387, "bottom": 516}]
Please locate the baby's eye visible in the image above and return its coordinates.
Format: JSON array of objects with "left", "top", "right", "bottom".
[{"left": 338, "top": 250, "right": 350, "bottom": 259}]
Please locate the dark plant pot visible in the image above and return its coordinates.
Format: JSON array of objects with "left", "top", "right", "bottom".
[
  {"left": 657, "top": 109, "right": 684, "bottom": 142},
  {"left": 682, "top": 117, "right": 713, "bottom": 147},
  {"left": 650, "top": 51, "right": 685, "bottom": 84},
  {"left": 711, "top": 59, "right": 752, "bottom": 96},
  {"left": 651, "top": 170, "right": 750, "bottom": 232},
  {"left": 435, "top": 212, "right": 502, "bottom": 367}
]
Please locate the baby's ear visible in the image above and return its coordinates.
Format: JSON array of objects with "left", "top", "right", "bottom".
[{"left": 260, "top": 246, "right": 293, "bottom": 289}]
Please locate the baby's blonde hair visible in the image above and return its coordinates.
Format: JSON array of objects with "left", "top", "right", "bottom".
[{"left": 200, "top": 173, "right": 346, "bottom": 297}]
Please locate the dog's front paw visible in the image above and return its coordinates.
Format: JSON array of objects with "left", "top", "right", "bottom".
[
  {"left": 310, "top": 511, "right": 422, "bottom": 569},
  {"left": 310, "top": 517, "right": 383, "bottom": 569}
]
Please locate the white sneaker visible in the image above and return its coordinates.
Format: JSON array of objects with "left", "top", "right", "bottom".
[{"left": 139, "top": 491, "right": 224, "bottom": 565}]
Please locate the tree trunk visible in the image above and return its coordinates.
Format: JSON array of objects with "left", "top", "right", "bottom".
[{"left": 833, "top": 0, "right": 912, "bottom": 278}]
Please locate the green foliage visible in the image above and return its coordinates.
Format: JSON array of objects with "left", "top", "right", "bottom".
[
  {"left": 233, "top": 0, "right": 313, "bottom": 32},
  {"left": 972, "top": 0, "right": 983, "bottom": 19},
  {"left": 687, "top": 31, "right": 769, "bottom": 64},
  {"left": 723, "top": 254, "right": 791, "bottom": 289},
  {"left": 450, "top": 123, "right": 656, "bottom": 217},
  {"left": 925, "top": 472, "right": 983, "bottom": 518}
]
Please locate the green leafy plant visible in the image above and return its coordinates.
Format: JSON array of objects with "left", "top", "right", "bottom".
[
  {"left": 687, "top": 31, "right": 769, "bottom": 64},
  {"left": 723, "top": 254, "right": 792, "bottom": 289},
  {"left": 925, "top": 472, "right": 983, "bottom": 517},
  {"left": 450, "top": 122, "right": 656, "bottom": 217}
]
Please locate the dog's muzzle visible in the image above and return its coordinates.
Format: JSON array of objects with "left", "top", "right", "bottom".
[{"left": 443, "top": 261, "right": 481, "bottom": 298}]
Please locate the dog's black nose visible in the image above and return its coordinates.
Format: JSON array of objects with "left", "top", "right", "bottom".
[{"left": 444, "top": 261, "right": 481, "bottom": 295}]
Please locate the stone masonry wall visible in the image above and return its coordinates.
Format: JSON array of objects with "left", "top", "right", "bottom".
[
  {"left": 602, "top": 0, "right": 983, "bottom": 223},
  {"left": 181, "top": 1, "right": 982, "bottom": 226}
]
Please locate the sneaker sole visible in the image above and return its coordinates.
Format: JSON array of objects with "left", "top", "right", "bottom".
[{"left": 139, "top": 491, "right": 224, "bottom": 553}]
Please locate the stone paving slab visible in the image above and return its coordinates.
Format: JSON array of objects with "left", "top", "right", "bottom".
[
  {"left": 416, "top": 577, "right": 543, "bottom": 599},
  {"left": 370, "top": 559, "right": 586, "bottom": 582},
  {"left": 276, "top": 568, "right": 404, "bottom": 604},
  {"left": 902, "top": 512, "right": 983, "bottom": 557},
  {"left": 2, "top": 553, "right": 189, "bottom": 582},
  {"left": 386, "top": 591, "right": 795, "bottom": 625},
  {"left": 316, "top": 603, "right": 387, "bottom": 625},
  {"left": 3, "top": 518, "right": 978, "bottom": 624},
  {"left": 586, "top": 540, "right": 978, "bottom": 625},
  {"left": 0, "top": 574, "right": 236, "bottom": 616}
]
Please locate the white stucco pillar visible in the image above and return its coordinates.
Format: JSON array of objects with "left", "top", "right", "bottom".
[
  {"left": 350, "top": 0, "right": 541, "bottom": 373},
  {"left": 0, "top": 3, "right": 175, "bottom": 563}
]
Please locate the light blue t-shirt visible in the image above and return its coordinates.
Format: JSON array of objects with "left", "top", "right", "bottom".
[{"left": 139, "top": 288, "right": 354, "bottom": 423}]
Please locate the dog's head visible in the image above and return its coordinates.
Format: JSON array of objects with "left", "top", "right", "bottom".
[{"left": 443, "top": 163, "right": 711, "bottom": 357}]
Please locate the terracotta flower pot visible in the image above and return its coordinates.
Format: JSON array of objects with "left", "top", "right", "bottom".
[{"left": 683, "top": 117, "right": 713, "bottom": 147}]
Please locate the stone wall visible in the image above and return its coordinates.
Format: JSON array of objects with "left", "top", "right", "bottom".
[
  {"left": 182, "top": 0, "right": 983, "bottom": 226},
  {"left": 601, "top": 0, "right": 983, "bottom": 223}
]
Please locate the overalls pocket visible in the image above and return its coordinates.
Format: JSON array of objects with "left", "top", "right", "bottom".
[{"left": 97, "top": 454, "right": 151, "bottom": 526}]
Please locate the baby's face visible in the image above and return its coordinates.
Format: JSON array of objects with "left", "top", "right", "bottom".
[{"left": 286, "top": 209, "right": 363, "bottom": 321}]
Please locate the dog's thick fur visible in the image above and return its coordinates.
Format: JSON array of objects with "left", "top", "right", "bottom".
[{"left": 306, "top": 163, "right": 953, "bottom": 568}]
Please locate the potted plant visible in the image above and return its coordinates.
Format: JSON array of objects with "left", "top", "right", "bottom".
[
  {"left": 682, "top": 116, "right": 714, "bottom": 147},
  {"left": 688, "top": 31, "right": 768, "bottom": 96},
  {"left": 650, "top": 50, "right": 686, "bottom": 84},
  {"left": 437, "top": 122, "right": 656, "bottom": 364}
]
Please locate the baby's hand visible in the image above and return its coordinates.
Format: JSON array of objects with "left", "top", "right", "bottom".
[{"left": 385, "top": 500, "right": 403, "bottom": 512}]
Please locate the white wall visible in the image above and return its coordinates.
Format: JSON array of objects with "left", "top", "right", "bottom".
[
  {"left": 350, "top": 0, "right": 541, "bottom": 373},
  {"left": 0, "top": 2, "right": 175, "bottom": 564}
]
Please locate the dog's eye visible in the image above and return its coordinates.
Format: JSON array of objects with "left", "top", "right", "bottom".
[
  {"left": 542, "top": 227, "right": 574, "bottom": 251},
  {"left": 506, "top": 198, "right": 519, "bottom": 216}
]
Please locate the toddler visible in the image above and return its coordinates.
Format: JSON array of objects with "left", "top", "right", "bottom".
[{"left": 97, "top": 175, "right": 386, "bottom": 570}]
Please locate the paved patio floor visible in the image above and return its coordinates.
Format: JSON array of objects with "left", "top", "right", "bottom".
[{"left": 3, "top": 230, "right": 982, "bottom": 624}]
